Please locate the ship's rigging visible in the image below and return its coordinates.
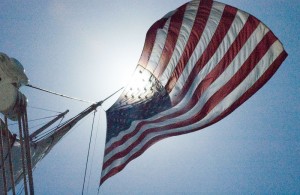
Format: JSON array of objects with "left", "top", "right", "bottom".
[{"left": 0, "top": 53, "right": 122, "bottom": 194}]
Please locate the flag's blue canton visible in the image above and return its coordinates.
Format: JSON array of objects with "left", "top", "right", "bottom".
[{"left": 106, "top": 66, "right": 172, "bottom": 143}]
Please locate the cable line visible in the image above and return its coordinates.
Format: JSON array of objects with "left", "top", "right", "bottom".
[
  {"left": 86, "top": 112, "right": 101, "bottom": 194},
  {"left": 28, "top": 105, "right": 63, "bottom": 114},
  {"left": 8, "top": 115, "right": 59, "bottom": 127},
  {"left": 26, "top": 84, "right": 95, "bottom": 104},
  {"left": 81, "top": 110, "right": 97, "bottom": 195}
]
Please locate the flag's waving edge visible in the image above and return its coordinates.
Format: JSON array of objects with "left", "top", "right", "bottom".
[{"left": 101, "top": 0, "right": 287, "bottom": 185}]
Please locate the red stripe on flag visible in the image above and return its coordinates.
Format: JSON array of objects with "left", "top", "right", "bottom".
[
  {"left": 169, "top": 5, "right": 238, "bottom": 103},
  {"left": 153, "top": 4, "right": 187, "bottom": 77},
  {"left": 175, "top": 15, "right": 260, "bottom": 105},
  {"left": 138, "top": 19, "right": 168, "bottom": 67},
  {"left": 189, "top": 31, "right": 278, "bottom": 121},
  {"left": 202, "top": 50, "right": 288, "bottom": 129},
  {"left": 163, "top": 0, "right": 213, "bottom": 91}
]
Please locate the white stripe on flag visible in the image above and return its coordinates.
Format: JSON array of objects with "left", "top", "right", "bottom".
[
  {"left": 147, "top": 18, "right": 171, "bottom": 73},
  {"left": 159, "top": 0, "right": 200, "bottom": 85}
]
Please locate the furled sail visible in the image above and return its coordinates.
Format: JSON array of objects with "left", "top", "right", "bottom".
[
  {"left": 0, "top": 102, "right": 102, "bottom": 192},
  {"left": 0, "top": 53, "right": 103, "bottom": 193},
  {"left": 101, "top": 0, "right": 287, "bottom": 184}
]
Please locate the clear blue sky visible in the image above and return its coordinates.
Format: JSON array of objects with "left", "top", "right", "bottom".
[{"left": 0, "top": 0, "right": 299, "bottom": 194}]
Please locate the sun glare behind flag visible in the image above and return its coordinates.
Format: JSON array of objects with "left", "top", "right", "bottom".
[{"left": 101, "top": 0, "right": 287, "bottom": 185}]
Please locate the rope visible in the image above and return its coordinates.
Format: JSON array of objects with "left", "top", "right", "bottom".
[
  {"left": 17, "top": 115, "right": 28, "bottom": 195},
  {"left": 32, "top": 114, "right": 83, "bottom": 143},
  {"left": 101, "top": 87, "right": 124, "bottom": 103},
  {"left": 28, "top": 105, "right": 62, "bottom": 114},
  {"left": 26, "top": 84, "right": 95, "bottom": 104},
  {"left": 5, "top": 116, "right": 16, "bottom": 195},
  {"left": 17, "top": 183, "right": 25, "bottom": 195},
  {"left": 8, "top": 115, "right": 59, "bottom": 127},
  {"left": 22, "top": 107, "right": 35, "bottom": 194},
  {"left": 86, "top": 112, "right": 101, "bottom": 194},
  {"left": 0, "top": 119, "right": 8, "bottom": 194},
  {"left": 31, "top": 124, "right": 61, "bottom": 142},
  {"left": 81, "top": 110, "right": 97, "bottom": 195},
  {"left": 55, "top": 115, "right": 65, "bottom": 129}
]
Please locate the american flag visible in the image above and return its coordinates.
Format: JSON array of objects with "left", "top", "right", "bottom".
[{"left": 101, "top": 0, "right": 287, "bottom": 184}]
